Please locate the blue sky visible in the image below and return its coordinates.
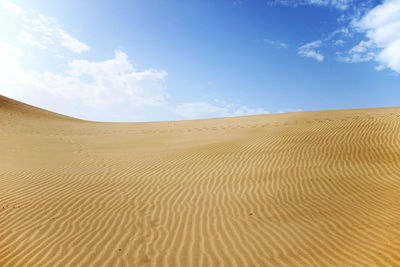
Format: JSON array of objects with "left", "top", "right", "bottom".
[{"left": 1, "top": 0, "right": 399, "bottom": 121}]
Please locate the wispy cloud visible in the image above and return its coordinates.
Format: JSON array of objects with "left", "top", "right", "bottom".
[
  {"left": 277, "top": 108, "right": 303, "bottom": 113},
  {"left": 298, "top": 40, "right": 324, "bottom": 62},
  {"left": 2, "top": 0, "right": 89, "bottom": 53},
  {"left": 1, "top": 0, "right": 24, "bottom": 14},
  {"left": 174, "top": 102, "right": 230, "bottom": 119},
  {"left": 174, "top": 101, "right": 270, "bottom": 120},
  {"left": 268, "top": 0, "right": 354, "bottom": 10},
  {"left": 263, "top": 39, "right": 288, "bottom": 49},
  {"left": 334, "top": 39, "right": 345, "bottom": 46},
  {"left": 337, "top": 40, "right": 377, "bottom": 62},
  {"left": 17, "top": 31, "right": 47, "bottom": 48},
  {"left": 274, "top": 0, "right": 400, "bottom": 73},
  {"left": 58, "top": 29, "right": 89, "bottom": 53},
  {"left": 174, "top": 101, "right": 305, "bottom": 120}
]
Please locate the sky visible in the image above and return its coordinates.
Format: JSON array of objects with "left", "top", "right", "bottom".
[{"left": 0, "top": 0, "right": 399, "bottom": 122}]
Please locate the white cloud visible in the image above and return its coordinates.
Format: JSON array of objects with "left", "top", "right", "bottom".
[
  {"left": 308, "top": 0, "right": 353, "bottom": 9},
  {"left": 263, "top": 39, "right": 288, "bottom": 48},
  {"left": 0, "top": 40, "right": 282, "bottom": 121},
  {"left": 174, "top": 101, "right": 270, "bottom": 120},
  {"left": 20, "top": 13, "right": 89, "bottom": 53},
  {"left": 0, "top": 42, "right": 34, "bottom": 85},
  {"left": 43, "top": 51, "right": 168, "bottom": 108},
  {"left": 58, "top": 29, "right": 89, "bottom": 53},
  {"left": 1, "top": 1, "right": 89, "bottom": 53},
  {"left": 0, "top": 2, "right": 281, "bottom": 122},
  {"left": 233, "top": 106, "right": 270, "bottom": 116},
  {"left": 17, "top": 31, "right": 47, "bottom": 48},
  {"left": 376, "top": 39, "right": 400, "bottom": 72},
  {"left": 268, "top": 0, "right": 354, "bottom": 10},
  {"left": 338, "top": 40, "right": 377, "bottom": 62},
  {"left": 350, "top": 0, "right": 400, "bottom": 72},
  {"left": 334, "top": 39, "right": 345, "bottom": 46},
  {"left": 1, "top": 43, "right": 271, "bottom": 121},
  {"left": 329, "top": 27, "right": 352, "bottom": 39},
  {"left": 277, "top": 108, "right": 303, "bottom": 113},
  {"left": 174, "top": 102, "right": 230, "bottom": 119},
  {"left": 0, "top": 41, "right": 22, "bottom": 62},
  {"left": 1, "top": 0, "right": 24, "bottom": 14},
  {"left": 298, "top": 40, "right": 324, "bottom": 62},
  {"left": 350, "top": 40, "right": 376, "bottom": 61},
  {"left": 1, "top": 47, "right": 168, "bottom": 119}
]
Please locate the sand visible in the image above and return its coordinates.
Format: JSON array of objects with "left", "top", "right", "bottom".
[{"left": 1, "top": 95, "right": 400, "bottom": 266}]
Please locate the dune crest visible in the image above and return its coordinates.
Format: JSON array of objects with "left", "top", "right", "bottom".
[{"left": 1, "top": 95, "right": 400, "bottom": 266}]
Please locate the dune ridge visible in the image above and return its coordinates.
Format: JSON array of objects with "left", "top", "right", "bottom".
[{"left": 1, "top": 95, "right": 400, "bottom": 266}]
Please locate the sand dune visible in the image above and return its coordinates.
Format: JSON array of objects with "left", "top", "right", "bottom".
[{"left": 1, "top": 95, "right": 400, "bottom": 266}]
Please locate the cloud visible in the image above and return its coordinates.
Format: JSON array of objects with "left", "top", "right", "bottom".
[
  {"left": 0, "top": 42, "right": 271, "bottom": 121},
  {"left": 174, "top": 102, "right": 230, "bottom": 119},
  {"left": 277, "top": 108, "right": 303, "bottom": 113},
  {"left": 268, "top": 0, "right": 354, "bottom": 10},
  {"left": 297, "top": 40, "right": 324, "bottom": 62},
  {"left": 1, "top": 0, "right": 24, "bottom": 14},
  {"left": 55, "top": 51, "right": 168, "bottom": 108},
  {"left": 17, "top": 31, "right": 47, "bottom": 48},
  {"left": 269, "top": 0, "right": 388, "bottom": 69},
  {"left": 1, "top": 46, "right": 169, "bottom": 119},
  {"left": 58, "top": 29, "right": 89, "bottom": 53},
  {"left": 263, "top": 39, "right": 288, "bottom": 48},
  {"left": 0, "top": 42, "right": 35, "bottom": 86},
  {"left": 174, "top": 101, "right": 270, "bottom": 120},
  {"left": 0, "top": 2, "right": 273, "bottom": 122},
  {"left": 233, "top": 0, "right": 248, "bottom": 5},
  {"left": 350, "top": 0, "right": 400, "bottom": 73},
  {"left": 22, "top": 13, "right": 89, "bottom": 53},
  {"left": 338, "top": 40, "right": 377, "bottom": 62},
  {"left": 334, "top": 39, "right": 345, "bottom": 46},
  {"left": 1, "top": 1, "right": 89, "bottom": 53},
  {"left": 232, "top": 106, "right": 270, "bottom": 116},
  {"left": 328, "top": 27, "right": 352, "bottom": 40}
]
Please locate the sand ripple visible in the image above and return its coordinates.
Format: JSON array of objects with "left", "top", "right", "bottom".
[{"left": 1, "top": 96, "right": 400, "bottom": 266}]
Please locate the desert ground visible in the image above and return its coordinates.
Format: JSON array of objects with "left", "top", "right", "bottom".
[{"left": 1, "top": 95, "right": 400, "bottom": 266}]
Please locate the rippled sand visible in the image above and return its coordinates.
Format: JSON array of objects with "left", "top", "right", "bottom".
[{"left": 1, "top": 95, "right": 400, "bottom": 266}]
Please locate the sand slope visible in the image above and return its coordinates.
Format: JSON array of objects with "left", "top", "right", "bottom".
[{"left": 1, "top": 95, "right": 400, "bottom": 266}]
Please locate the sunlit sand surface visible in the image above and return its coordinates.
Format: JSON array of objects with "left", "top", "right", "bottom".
[{"left": 1, "top": 95, "right": 400, "bottom": 266}]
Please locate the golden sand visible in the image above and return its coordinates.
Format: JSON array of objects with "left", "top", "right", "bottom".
[{"left": 1, "top": 95, "right": 400, "bottom": 266}]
